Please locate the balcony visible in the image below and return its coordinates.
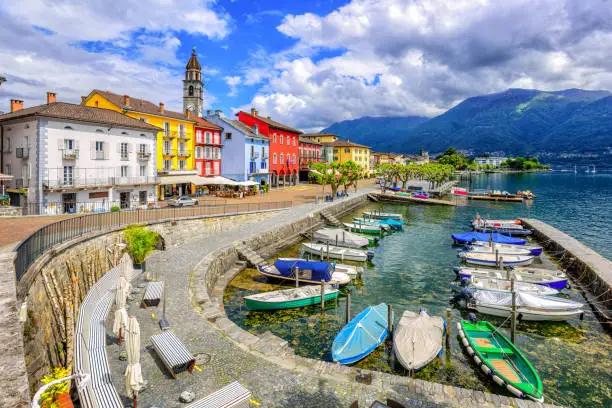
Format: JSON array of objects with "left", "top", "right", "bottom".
[
  {"left": 177, "top": 150, "right": 191, "bottom": 158},
  {"left": 61, "top": 149, "right": 79, "bottom": 160},
  {"left": 43, "top": 175, "right": 157, "bottom": 190},
  {"left": 137, "top": 151, "right": 152, "bottom": 161},
  {"left": 91, "top": 150, "right": 109, "bottom": 160},
  {"left": 120, "top": 153, "right": 130, "bottom": 161},
  {"left": 162, "top": 149, "right": 176, "bottom": 157},
  {"left": 178, "top": 132, "right": 190, "bottom": 141},
  {"left": 163, "top": 131, "right": 176, "bottom": 139},
  {"left": 16, "top": 147, "right": 29, "bottom": 158}
]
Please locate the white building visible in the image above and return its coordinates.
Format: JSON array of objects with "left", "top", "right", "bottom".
[
  {"left": 474, "top": 156, "right": 507, "bottom": 168},
  {"left": 0, "top": 94, "right": 160, "bottom": 214}
]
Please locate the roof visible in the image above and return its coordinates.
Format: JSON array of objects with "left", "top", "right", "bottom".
[
  {"left": 301, "top": 132, "right": 337, "bottom": 138},
  {"left": 194, "top": 117, "right": 222, "bottom": 130},
  {"left": 0, "top": 102, "right": 161, "bottom": 132},
  {"left": 239, "top": 111, "right": 302, "bottom": 134},
  {"left": 89, "top": 89, "right": 195, "bottom": 122},
  {"left": 216, "top": 116, "right": 267, "bottom": 140},
  {"left": 325, "top": 139, "right": 371, "bottom": 149},
  {"left": 186, "top": 48, "right": 201, "bottom": 70},
  {"left": 299, "top": 136, "right": 321, "bottom": 145}
]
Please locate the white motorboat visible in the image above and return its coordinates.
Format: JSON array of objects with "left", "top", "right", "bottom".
[
  {"left": 363, "top": 211, "right": 403, "bottom": 220},
  {"left": 460, "top": 276, "right": 559, "bottom": 296},
  {"left": 465, "top": 245, "right": 533, "bottom": 257},
  {"left": 302, "top": 242, "right": 369, "bottom": 262},
  {"left": 313, "top": 228, "right": 369, "bottom": 249},
  {"left": 470, "top": 241, "right": 543, "bottom": 256},
  {"left": 458, "top": 252, "right": 534, "bottom": 267},
  {"left": 455, "top": 266, "right": 569, "bottom": 290},
  {"left": 469, "top": 290, "right": 583, "bottom": 321}
]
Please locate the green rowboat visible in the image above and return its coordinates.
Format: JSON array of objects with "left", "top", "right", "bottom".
[
  {"left": 244, "top": 285, "right": 340, "bottom": 311},
  {"left": 343, "top": 222, "right": 382, "bottom": 235},
  {"left": 458, "top": 320, "right": 543, "bottom": 402}
]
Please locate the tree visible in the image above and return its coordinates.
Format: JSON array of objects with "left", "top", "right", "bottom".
[
  {"left": 339, "top": 160, "right": 363, "bottom": 193},
  {"left": 373, "top": 163, "right": 394, "bottom": 187},
  {"left": 309, "top": 162, "right": 345, "bottom": 197}
]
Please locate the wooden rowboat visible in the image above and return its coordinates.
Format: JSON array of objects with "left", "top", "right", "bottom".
[{"left": 244, "top": 286, "right": 339, "bottom": 311}]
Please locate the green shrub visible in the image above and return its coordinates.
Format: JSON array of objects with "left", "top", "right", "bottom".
[
  {"left": 39, "top": 367, "right": 70, "bottom": 408},
  {"left": 123, "top": 225, "right": 159, "bottom": 264},
  {"left": 110, "top": 206, "right": 121, "bottom": 212},
  {"left": 262, "top": 184, "right": 269, "bottom": 192}
]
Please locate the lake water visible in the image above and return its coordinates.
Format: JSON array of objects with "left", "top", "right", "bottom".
[{"left": 224, "top": 173, "right": 612, "bottom": 408}]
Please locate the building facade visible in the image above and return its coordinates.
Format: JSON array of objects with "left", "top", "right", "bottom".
[
  {"left": 298, "top": 137, "right": 322, "bottom": 181},
  {"left": 302, "top": 133, "right": 338, "bottom": 164},
  {"left": 0, "top": 95, "right": 159, "bottom": 214},
  {"left": 475, "top": 156, "right": 507, "bottom": 168},
  {"left": 237, "top": 109, "right": 301, "bottom": 187},
  {"left": 205, "top": 112, "right": 270, "bottom": 184},
  {"left": 83, "top": 90, "right": 196, "bottom": 198},
  {"left": 183, "top": 47, "right": 204, "bottom": 118},
  {"left": 194, "top": 118, "right": 223, "bottom": 177},
  {"left": 327, "top": 139, "right": 372, "bottom": 176}
]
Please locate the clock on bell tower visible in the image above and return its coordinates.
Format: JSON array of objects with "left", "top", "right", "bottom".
[{"left": 183, "top": 46, "right": 203, "bottom": 117}]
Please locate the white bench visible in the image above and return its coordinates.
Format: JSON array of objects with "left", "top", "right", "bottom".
[
  {"left": 185, "top": 381, "right": 251, "bottom": 408},
  {"left": 150, "top": 331, "right": 195, "bottom": 378}
]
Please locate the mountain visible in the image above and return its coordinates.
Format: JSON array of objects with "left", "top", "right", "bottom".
[{"left": 321, "top": 88, "right": 612, "bottom": 155}]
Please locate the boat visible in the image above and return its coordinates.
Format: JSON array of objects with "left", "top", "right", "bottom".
[
  {"left": 458, "top": 320, "right": 543, "bottom": 401},
  {"left": 313, "top": 228, "right": 370, "bottom": 249},
  {"left": 332, "top": 303, "right": 392, "bottom": 364},
  {"left": 362, "top": 211, "right": 403, "bottom": 220},
  {"left": 473, "top": 225, "right": 532, "bottom": 237},
  {"left": 469, "top": 241, "right": 543, "bottom": 256},
  {"left": 468, "top": 290, "right": 583, "bottom": 321},
  {"left": 353, "top": 217, "right": 404, "bottom": 229},
  {"left": 279, "top": 257, "right": 363, "bottom": 277},
  {"left": 472, "top": 219, "right": 525, "bottom": 230},
  {"left": 463, "top": 245, "right": 533, "bottom": 257},
  {"left": 244, "top": 285, "right": 340, "bottom": 311},
  {"left": 472, "top": 217, "right": 521, "bottom": 226},
  {"left": 451, "top": 276, "right": 559, "bottom": 296},
  {"left": 343, "top": 222, "right": 384, "bottom": 235},
  {"left": 451, "top": 232, "right": 527, "bottom": 246},
  {"left": 454, "top": 266, "right": 569, "bottom": 290},
  {"left": 302, "top": 242, "right": 369, "bottom": 262},
  {"left": 411, "top": 191, "right": 429, "bottom": 199},
  {"left": 393, "top": 309, "right": 445, "bottom": 371},
  {"left": 458, "top": 252, "right": 534, "bottom": 267},
  {"left": 257, "top": 259, "right": 352, "bottom": 285}
]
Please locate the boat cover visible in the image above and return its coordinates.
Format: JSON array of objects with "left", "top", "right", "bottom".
[
  {"left": 393, "top": 310, "right": 444, "bottom": 370},
  {"left": 273, "top": 259, "right": 333, "bottom": 281},
  {"left": 313, "top": 228, "right": 369, "bottom": 248},
  {"left": 474, "top": 291, "right": 583, "bottom": 310},
  {"left": 332, "top": 303, "right": 390, "bottom": 364},
  {"left": 452, "top": 232, "right": 526, "bottom": 245}
]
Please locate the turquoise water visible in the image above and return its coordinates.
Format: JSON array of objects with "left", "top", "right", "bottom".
[{"left": 224, "top": 173, "right": 612, "bottom": 408}]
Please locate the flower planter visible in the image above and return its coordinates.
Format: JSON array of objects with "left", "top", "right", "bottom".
[{"left": 41, "top": 392, "right": 74, "bottom": 408}]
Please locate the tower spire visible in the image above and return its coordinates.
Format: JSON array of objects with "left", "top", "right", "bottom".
[{"left": 183, "top": 45, "right": 203, "bottom": 117}]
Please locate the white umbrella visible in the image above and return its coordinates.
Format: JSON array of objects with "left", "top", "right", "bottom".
[
  {"left": 195, "top": 175, "right": 238, "bottom": 186},
  {"left": 125, "top": 316, "right": 145, "bottom": 407},
  {"left": 113, "top": 275, "right": 130, "bottom": 343},
  {"left": 236, "top": 180, "right": 258, "bottom": 186},
  {"left": 120, "top": 253, "right": 133, "bottom": 280}
]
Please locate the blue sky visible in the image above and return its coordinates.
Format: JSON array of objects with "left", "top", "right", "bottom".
[{"left": 1, "top": 1, "right": 611, "bottom": 131}]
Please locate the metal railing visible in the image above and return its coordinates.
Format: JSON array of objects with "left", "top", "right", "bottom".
[
  {"left": 43, "top": 176, "right": 157, "bottom": 189},
  {"left": 61, "top": 149, "right": 79, "bottom": 160},
  {"left": 13, "top": 200, "right": 294, "bottom": 281}
]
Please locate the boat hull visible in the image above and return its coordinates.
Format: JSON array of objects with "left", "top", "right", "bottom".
[
  {"left": 245, "top": 291, "right": 339, "bottom": 311},
  {"left": 343, "top": 223, "right": 382, "bottom": 235},
  {"left": 473, "top": 226, "right": 532, "bottom": 237},
  {"left": 472, "top": 304, "right": 582, "bottom": 321},
  {"left": 457, "top": 272, "right": 568, "bottom": 290},
  {"left": 460, "top": 257, "right": 534, "bottom": 267},
  {"left": 302, "top": 243, "right": 368, "bottom": 262},
  {"left": 452, "top": 232, "right": 527, "bottom": 245}
]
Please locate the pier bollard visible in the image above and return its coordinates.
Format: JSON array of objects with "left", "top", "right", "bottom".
[
  {"left": 387, "top": 304, "right": 394, "bottom": 338},
  {"left": 321, "top": 280, "right": 325, "bottom": 312},
  {"left": 499, "top": 256, "right": 504, "bottom": 270},
  {"left": 295, "top": 266, "right": 299, "bottom": 288},
  {"left": 495, "top": 249, "right": 499, "bottom": 265},
  {"left": 346, "top": 292, "right": 351, "bottom": 324},
  {"left": 445, "top": 308, "right": 452, "bottom": 350},
  {"left": 511, "top": 278, "right": 517, "bottom": 343}
]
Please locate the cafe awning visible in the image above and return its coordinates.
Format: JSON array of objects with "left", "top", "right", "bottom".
[
  {"left": 194, "top": 176, "right": 238, "bottom": 186},
  {"left": 158, "top": 174, "right": 199, "bottom": 185}
]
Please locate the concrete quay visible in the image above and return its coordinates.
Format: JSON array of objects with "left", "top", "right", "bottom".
[
  {"left": 372, "top": 192, "right": 457, "bottom": 206},
  {"left": 521, "top": 218, "right": 612, "bottom": 323}
]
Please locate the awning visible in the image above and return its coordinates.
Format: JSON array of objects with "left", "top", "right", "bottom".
[
  {"left": 236, "top": 181, "right": 258, "bottom": 186},
  {"left": 194, "top": 176, "right": 238, "bottom": 186},
  {"left": 0, "top": 173, "right": 13, "bottom": 180},
  {"left": 158, "top": 174, "right": 198, "bottom": 185}
]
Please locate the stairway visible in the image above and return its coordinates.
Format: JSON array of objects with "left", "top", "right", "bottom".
[
  {"left": 234, "top": 243, "right": 268, "bottom": 268},
  {"left": 367, "top": 193, "right": 380, "bottom": 202},
  {"left": 319, "top": 209, "right": 342, "bottom": 227}
]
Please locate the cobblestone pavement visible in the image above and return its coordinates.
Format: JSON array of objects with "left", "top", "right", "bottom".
[{"left": 105, "top": 187, "right": 445, "bottom": 408}]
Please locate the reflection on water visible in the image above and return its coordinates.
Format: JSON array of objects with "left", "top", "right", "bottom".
[{"left": 225, "top": 196, "right": 611, "bottom": 408}]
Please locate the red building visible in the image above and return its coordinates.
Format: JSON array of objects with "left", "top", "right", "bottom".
[
  {"left": 237, "top": 108, "right": 302, "bottom": 187},
  {"left": 194, "top": 117, "right": 223, "bottom": 177},
  {"left": 298, "top": 137, "right": 322, "bottom": 181}
]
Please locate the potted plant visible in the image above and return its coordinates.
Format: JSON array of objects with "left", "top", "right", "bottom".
[
  {"left": 39, "top": 367, "right": 74, "bottom": 408},
  {"left": 123, "top": 224, "right": 160, "bottom": 272}
]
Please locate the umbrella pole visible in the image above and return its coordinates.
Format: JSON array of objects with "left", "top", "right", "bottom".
[
  {"left": 118, "top": 327, "right": 122, "bottom": 345},
  {"left": 133, "top": 394, "right": 137, "bottom": 408}
]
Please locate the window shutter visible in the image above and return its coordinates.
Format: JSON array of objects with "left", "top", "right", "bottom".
[
  {"left": 117, "top": 142, "right": 121, "bottom": 153},
  {"left": 75, "top": 140, "right": 80, "bottom": 150},
  {"left": 90, "top": 141, "right": 95, "bottom": 159},
  {"left": 128, "top": 143, "right": 133, "bottom": 153},
  {"left": 58, "top": 138, "right": 63, "bottom": 150}
]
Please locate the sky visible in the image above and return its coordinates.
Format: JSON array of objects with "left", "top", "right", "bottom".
[{"left": 1, "top": 0, "right": 612, "bottom": 132}]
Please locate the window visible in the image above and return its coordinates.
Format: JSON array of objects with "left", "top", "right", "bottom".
[
  {"left": 120, "top": 142, "right": 129, "bottom": 160},
  {"left": 64, "top": 126, "right": 73, "bottom": 130},
  {"left": 96, "top": 141, "right": 104, "bottom": 151},
  {"left": 253, "top": 124, "right": 258, "bottom": 134},
  {"left": 213, "top": 161, "right": 219, "bottom": 175},
  {"left": 95, "top": 129, "right": 104, "bottom": 133},
  {"left": 139, "top": 117, "right": 148, "bottom": 123},
  {"left": 205, "top": 131, "right": 211, "bottom": 144},
  {"left": 333, "top": 149, "right": 338, "bottom": 153},
  {"left": 280, "top": 153, "right": 284, "bottom": 164},
  {"left": 293, "top": 137, "right": 296, "bottom": 146},
  {"left": 280, "top": 134, "right": 284, "bottom": 145},
  {"left": 120, "top": 166, "right": 128, "bottom": 178},
  {"left": 140, "top": 165, "right": 146, "bottom": 177},
  {"left": 196, "top": 130, "right": 202, "bottom": 143},
  {"left": 163, "top": 159, "right": 171, "bottom": 170},
  {"left": 64, "top": 139, "right": 74, "bottom": 150},
  {"left": 178, "top": 124, "right": 186, "bottom": 137},
  {"left": 225, "top": 132, "right": 232, "bottom": 140},
  {"left": 139, "top": 143, "right": 147, "bottom": 154},
  {"left": 63, "top": 166, "right": 73, "bottom": 185},
  {"left": 163, "top": 140, "right": 172, "bottom": 154},
  {"left": 163, "top": 122, "right": 170, "bottom": 136},
  {"left": 178, "top": 142, "right": 186, "bottom": 155},
  {"left": 214, "top": 148, "right": 220, "bottom": 159},
  {"left": 345, "top": 148, "right": 350, "bottom": 153},
  {"left": 273, "top": 153, "right": 277, "bottom": 164},
  {"left": 189, "top": 85, "right": 194, "bottom": 96},
  {"left": 250, "top": 145, "right": 255, "bottom": 158},
  {"left": 205, "top": 147, "right": 211, "bottom": 159},
  {"left": 273, "top": 133, "right": 277, "bottom": 143},
  {"left": 292, "top": 154, "right": 296, "bottom": 164},
  {"left": 205, "top": 162, "right": 211, "bottom": 175},
  {"left": 195, "top": 146, "right": 202, "bottom": 159},
  {"left": 4, "top": 164, "right": 11, "bottom": 175},
  {"left": 196, "top": 161, "right": 202, "bottom": 174},
  {"left": 214, "top": 132, "right": 220, "bottom": 144},
  {"left": 179, "top": 160, "right": 186, "bottom": 170},
  {"left": 261, "top": 146, "right": 265, "bottom": 158}
]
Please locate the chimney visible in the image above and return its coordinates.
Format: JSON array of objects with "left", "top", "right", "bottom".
[
  {"left": 46, "top": 92, "right": 56, "bottom": 104},
  {"left": 81, "top": 96, "right": 86, "bottom": 104},
  {"left": 10, "top": 99, "right": 24, "bottom": 113},
  {"left": 185, "top": 109, "right": 192, "bottom": 119},
  {"left": 159, "top": 102, "right": 165, "bottom": 113},
  {"left": 206, "top": 109, "right": 211, "bottom": 115},
  {"left": 250, "top": 107, "right": 258, "bottom": 116},
  {"left": 123, "top": 94, "right": 130, "bottom": 107},
  {"left": 214, "top": 109, "right": 223, "bottom": 117},
  {"left": 267, "top": 116, "right": 271, "bottom": 119}
]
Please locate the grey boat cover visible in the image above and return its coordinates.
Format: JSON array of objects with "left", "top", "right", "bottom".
[
  {"left": 393, "top": 310, "right": 445, "bottom": 370},
  {"left": 474, "top": 291, "right": 583, "bottom": 310},
  {"left": 313, "top": 228, "right": 370, "bottom": 248}
]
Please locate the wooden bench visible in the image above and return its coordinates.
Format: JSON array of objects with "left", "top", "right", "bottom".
[
  {"left": 185, "top": 381, "right": 251, "bottom": 408},
  {"left": 150, "top": 331, "right": 195, "bottom": 378},
  {"left": 142, "top": 281, "right": 164, "bottom": 307}
]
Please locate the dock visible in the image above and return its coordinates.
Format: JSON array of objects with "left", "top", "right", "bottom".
[
  {"left": 521, "top": 218, "right": 612, "bottom": 324},
  {"left": 469, "top": 195, "right": 524, "bottom": 202},
  {"left": 371, "top": 192, "right": 456, "bottom": 206}
]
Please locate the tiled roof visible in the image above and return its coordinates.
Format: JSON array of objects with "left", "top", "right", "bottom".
[
  {"left": 194, "top": 117, "right": 222, "bottom": 130},
  {"left": 0, "top": 102, "right": 161, "bottom": 132},
  {"left": 216, "top": 117, "right": 267, "bottom": 140},
  {"left": 90, "top": 89, "right": 195, "bottom": 122},
  {"left": 186, "top": 49, "right": 201, "bottom": 70},
  {"left": 239, "top": 111, "right": 302, "bottom": 134},
  {"left": 301, "top": 132, "right": 337, "bottom": 138},
  {"left": 299, "top": 136, "right": 321, "bottom": 145},
  {"left": 325, "top": 139, "right": 371, "bottom": 149}
]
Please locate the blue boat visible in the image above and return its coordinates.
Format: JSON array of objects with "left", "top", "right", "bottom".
[
  {"left": 332, "top": 303, "right": 392, "bottom": 364},
  {"left": 451, "top": 232, "right": 526, "bottom": 246},
  {"left": 257, "top": 258, "right": 352, "bottom": 285}
]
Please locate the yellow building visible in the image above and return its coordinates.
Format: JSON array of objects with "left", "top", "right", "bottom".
[
  {"left": 328, "top": 139, "right": 371, "bottom": 176},
  {"left": 300, "top": 132, "right": 338, "bottom": 144},
  {"left": 82, "top": 90, "right": 197, "bottom": 199}
]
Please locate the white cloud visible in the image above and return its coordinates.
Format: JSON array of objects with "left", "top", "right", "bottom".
[
  {"left": 241, "top": 0, "right": 612, "bottom": 130},
  {"left": 225, "top": 76, "right": 241, "bottom": 96}
]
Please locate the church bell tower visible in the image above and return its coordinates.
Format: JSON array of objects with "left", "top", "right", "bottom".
[{"left": 183, "top": 46, "right": 203, "bottom": 117}]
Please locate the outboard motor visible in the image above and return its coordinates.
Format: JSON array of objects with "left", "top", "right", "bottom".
[
  {"left": 467, "top": 312, "right": 478, "bottom": 323},
  {"left": 459, "top": 278, "right": 471, "bottom": 288},
  {"left": 451, "top": 287, "right": 474, "bottom": 308},
  {"left": 367, "top": 249, "right": 376, "bottom": 260}
]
